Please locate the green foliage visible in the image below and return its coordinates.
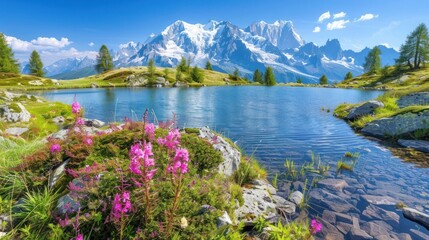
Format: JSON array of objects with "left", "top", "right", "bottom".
[
  {"left": 147, "top": 58, "right": 156, "bottom": 83},
  {"left": 175, "top": 66, "right": 183, "bottom": 82},
  {"left": 28, "top": 50, "right": 44, "bottom": 77},
  {"left": 229, "top": 183, "right": 244, "bottom": 207},
  {"left": 191, "top": 66, "right": 205, "bottom": 83},
  {"left": 397, "top": 23, "right": 429, "bottom": 69},
  {"left": 253, "top": 69, "right": 263, "bottom": 84},
  {"left": 163, "top": 68, "right": 170, "bottom": 79},
  {"left": 0, "top": 138, "right": 45, "bottom": 169},
  {"left": 177, "top": 56, "right": 188, "bottom": 73},
  {"left": 0, "top": 33, "right": 19, "bottom": 73},
  {"left": 232, "top": 158, "right": 266, "bottom": 186},
  {"left": 268, "top": 220, "right": 311, "bottom": 240},
  {"left": 264, "top": 67, "right": 276, "bottom": 86},
  {"left": 319, "top": 74, "right": 328, "bottom": 85},
  {"left": 103, "top": 70, "right": 134, "bottom": 81},
  {"left": 364, "top": 46, "right": 382, "bottom": 74},
  {"left": 205, "top": 61, "right": 213, "bottom": 70},
  {"left": 344, "top": 71, "right": 353, "bottom": 81},
  {"left": 296, "top": 78, "right": 303, "bottom": 84},
  {"left": 96, "top": 45, "right": 113, "bottom": 73}
]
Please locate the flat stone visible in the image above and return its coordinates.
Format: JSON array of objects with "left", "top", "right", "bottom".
[
  {"left": 5, "top": 127, "right": 28, "bottom": 136},
  {"left": 398, "top": 139, "right": 429, "bottom": 153},
  {"left": 397, "top": 92, "right": 429, "bottom": 108},
  {"left": 289, "top": 191, "right": 303, "bottom": 205},
  {"left": 362, "top": 204, "right": 400, "bottom": 226},
  {"left": 360, "top": 195, "right": 397, "bottom": 206},
  {"left": 347, "top": 101, "right": 384, "bottom": 120},
  {"left": 410, "top": 229, "right": 429, "bottom": 240},
  {"left": 346, "top": 227, "right": 373, "bottom": 240},
  {"left": 397, "top": 233, "right": 412, "bottom": 240},
  {"left": 402, "top": 207, "right": 429, "bottom": 229},
  {"left": 318, "top": 178, "right": 348, "bottom": 192},
  {"left": 309, "top": 188, "right": 358, "bottom": 213},
  {"left": 361, "top": 221, "right": 392, "bottom": 238},
  {"left": 317, "top": 218, "right": 345, "bottom": 240},
  {"left": 252, "top": 179, "right": 277, "bottom": 195},
  {"left": 337, "top": 221, "right": 353, "bottom": 235}
]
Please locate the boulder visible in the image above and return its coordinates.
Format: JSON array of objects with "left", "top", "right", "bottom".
[
  {"left": 199, "top": 127, "right": 240, "bottom": 176},
  {"left": 217, "top": 211, "right": 232, "bottom": 227},
  {"left": 156, "top": 77, "right": 166, "bottom": 84},
  {"left": 361, "top": 110, "right": 429, "bottom": 139},
  {"left": 52, "top": 116, "right": 65, "bottom": 123},
  {"left": 49, "top": 129, "right": 68, "bottom": 140},
  {"left": 397, "top": 139, "right": 429, "bottom": 153},
  {"left": 360, "top": 195, "right": 397, "bottom": 206},
  {"left": 402, "top": 207, "right": 429, "bottom": 229},
  {"left": 397, "top": 92, "right": 429, "bottom": 108},
  {"left": 0, "top": 103, "right": 31, "bottom": 122},
  {"left": 85, "top": 119, "right": 105, "bottom": 128},
  {"left": 317, "top": 178, "right": 348, "bottom": 192},
  {"left": 173, "top": 81, "right": 189, "bottom": 87},
  {"left": 5, "top": 127, "right": 29, "bottom": 136},
  {"left": 126, "top": 74, "right": 148, "bottom": 87},
  {"left": 289, "top": 191, "right": 303, "bottom": 205},
  {"left": 346, "top": 101, "right": 384, "bottom": 120}
]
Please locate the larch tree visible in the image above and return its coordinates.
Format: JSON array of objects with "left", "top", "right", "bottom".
[
  {"left": 0, "top": 33, "right": 19, "bottom": 73},
  {"left": 397, "top": 23, "right": 429, "bottom": 69},
  {"left": 29, "top": 50, "right": 44, "bottom": 77},
  {"left": 319, "top": 74, "right": 328, "bottom": 85},
  {"left": 96, "top": 45, "right": 113, "bottom": 73},
  {"left": 264, "top": 67, "right": 277, "bottom": 86},
  {"left": 253, "top": 69, "right": 263, "bottom": 84},
  {"left": 205, "top": 61, "right": 213, "bottom": 70},
  {"left": 363, "top": 46, "right": 381, "bottom": 74}
]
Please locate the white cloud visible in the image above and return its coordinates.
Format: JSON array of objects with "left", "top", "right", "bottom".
[
  {"left": 356, "top": 13, "right": 379, "bottom": 22},
  {"left": 31, "top": 37, "right": 71, "bottom": 48},
  {"left": 312, "top": 26, "right": 321, "bottom": 33},
  {"left": 327, "top": 20, "right": 350, "bottom": 30},
  {"left": 333, "top": 12, "right": 346, "bottom": 19},
  {"left": 88, "top": 42, "right": 95, "bottom": 47},
  {"left": 318, "top": 11, "right": 331, "bottom": 23},
  {"left": 5, "top": 34, "right": 96, "bottom": 65}
]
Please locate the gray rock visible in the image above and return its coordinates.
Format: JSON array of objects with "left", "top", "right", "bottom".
[
  {"left": 156, "top": 77, "right": 166, "bottom": 84},
  {"left": 126, "top": 74, "right": 148, "bottom": 87},
  {"left": 289, "top": 191, "right": 303, "bottom": 205},
  {"left": 49, "top": 129, "right": 68, "bottom": 140},
  {"left": 410, "top": 229, "right": 429, "bottom": 240},
  {"left": 402, "top": 207, "right": 429, "bottom": 229},
  {"left": 317, "top": 178, "right": 348, "bottom": 192},
  {"left": 397, "top": 139, "right": 429, "bottom": 153},
  {"left": 173, "top": 81, "right": 189, "bottom": 87},
  {"left": 217, "top": 211, "right": 232, "bottom": 227},
  {"left": 346, "top": 228, "right": 374, "bottom": 240},
  {"left": 361, "top": 110, "right": 429, "bottom": 139},
  {"left": 52, "top": 116, "right": 65, "bottom": 123},
  {"left": 56, "top": 194, "right": 80, "bottom": 215},
  {"left": 360, "top": 195, "right": 396, "bottom": 206},
  {"left": 85, "top": 118, "right": 105, "bottom": 128},
  {"left": 317, "top": 218, "right": 345, "bottom": 240},
  {"left": 91, "top": 82, "right": 99, "bottom": 88},
  {"left": 48, "top": 159, "right": 70, "bottom": 188},
  {"left": 397, "top": 92, "right": 429, "bottom": 108},
  {"left": 198, "top": 204, "right": 216, "bottom": 215},
  {"left": 347, "top": 101, "right": 384, "bottom": 120},
  {"left": 252, "top": 179, "right": 277, "bottom": 195},
  {"left": 361, "top": 221, "right": 392, "bottom": 238},
  {"left": 28, "top": 80, "right": 43, "bottom": 86},
  {"left": 0, "top": 214, "right": 11, "bottom": 231},
  {"left": 5, "top": 127, "right": 29, "bottom": 136},
  {"left": 362, "top": 204, "right": 400, "bottom": 226},
  {"left": 199, "top": 127, "right": 240, "bottom": 176},
  {"left": 309, "top": 188, "right": 358, "bottom": 213},
  {"left": 1, "top": 103, "right": 31, "bottom": 122}
]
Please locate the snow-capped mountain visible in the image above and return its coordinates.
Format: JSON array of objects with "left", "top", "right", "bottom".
[
  {"left": 113, "top": 41, "right": 142, "bottom": 67},
  {"left": 44, "top": 57, "right": 96, "bottom": 77}
]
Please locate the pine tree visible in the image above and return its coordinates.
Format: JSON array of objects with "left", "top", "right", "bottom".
[
  {"left": 231, "top": 67, "right": 240, "bottom": 80},
  {"left": 363, "top": 46, "right": 381, "bottom": 74},
  {"left": 148, "top": 58, "right": 156, "bottom": 81},
  {"left": 175, "top": 66, "right": 182, "bottom": 82},
  {"left": 344, "top": 72, "right": 353, "bottom": 80},
  {"left": 191, "top": 66, "right": 204, "bottom": 83},
  {"left": 296, "top": 78, "right": 303, "bottom": 84},
  {"left": 264, "top": 67, "right": 276, "bottom": 86},
  {"left": 96, "top": 45, "right": 113, "bottom": 73},
  {"left": 319, "top": 74, "right": 328, "bottom": 85},
  {"left": 205, "top": 61, "right": 213, "bottom": 70},
  {"left": 177, "top": 56, "right": 187, "bottom": 72},
  {"left": 253, "top": 69, "right": 263, "bottom": 84},
  {"left": 0, "top": 33, "right": 19, "bottom": 73},
  {"left": 397, "top": 23, "right": 429, "bottom": 69},
  {"left": 28, "top": 50, "right": 44, "bottom": 77}
]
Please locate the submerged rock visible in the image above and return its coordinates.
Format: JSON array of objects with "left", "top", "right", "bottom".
[
  {"left": 362, "top": 205, "right": 400, "bottom": 226},
  {"left": 397, "top": 139, "right": 429, "bottom": 153},
  {"left": 361, "top": 110, "right": 429, "bottom": 138},
  {"left": 317, "top": 178, "right": 348, "bottom": 192},
  {"left": 397, "top": 92, "right": 429, "bottom": 108},
  {"left": 346, "top": 227, "right": 374, "bottom": 240},
  {"left": 402, "top": 207, "right": 429, "bottom": 229},
  {"left": 346, "top": 101, "right": 384, "bottom": 120},
  {"left": 360, "top": 195, "right": 397, "bottom": 206},
  {"left": 309, "top": 188, "right": 358, "bottom": 213}
]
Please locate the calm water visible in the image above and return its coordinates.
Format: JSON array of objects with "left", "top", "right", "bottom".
[{"left": 37, "top": 86, "right": 429, "bottom": 237}]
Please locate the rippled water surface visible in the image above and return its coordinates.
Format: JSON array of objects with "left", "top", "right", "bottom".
[{"left": 37, "top": 86, "right": 429, "bottom": 237}]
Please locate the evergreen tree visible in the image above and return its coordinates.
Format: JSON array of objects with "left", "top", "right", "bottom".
[
  {"left": 205, "top": 61, "right": 213, "bottom": 70},
  {"left": 0, "top": 33, "right": 19, "bottom": 73},
  {"left": 296, "top": 78, "right": 303, "bottom": 84},
  {"left": 319, "top": 74, "right": 328, "bottom": 85},
  {"left": 344, "top": 72, "right": 353, "bottom": 80},
  {"left": 363, "top": 46, "right": 381, "bottom": 74},
  {"left": 264, "top": 67, "right": 276, "bottom": 86},
  {"left": 231, "top": 67, "right": 240, "bottom": 80},
  {"left": 96, "top": 45, "right": 113, "bottom": 73},
  {"left": 397, "top": 23, "right": 429, "bottom": 69},
  {"left": 175, "top": 66, "right": 182, "bottom": 82},
  {"left": 148, "top": 58, "right": 156, "bottom": 80},
  {"left": 177, "top": 56, "right": 187, "bottom": 72},
  {"left": 252, "top": 69, "right": 263, "bottom": 84},
  {"left": 28, "top": 50, "right": 44, "bottom": 77},
  {"left": 191, "top": 66, "right": 204, "bottom": 83}
]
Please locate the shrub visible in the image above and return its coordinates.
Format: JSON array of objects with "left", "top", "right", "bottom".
[{"left": 233, "top": 157, "right": 266, "bottom": 186}]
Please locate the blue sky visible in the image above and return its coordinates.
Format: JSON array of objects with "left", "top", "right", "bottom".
[{"left": 1, "top": 0, "right": 428, "bottom": 64}]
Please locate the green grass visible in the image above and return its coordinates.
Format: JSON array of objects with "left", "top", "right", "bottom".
[{"left": 0, "top": 138, "right": 45, "bottom": 169}]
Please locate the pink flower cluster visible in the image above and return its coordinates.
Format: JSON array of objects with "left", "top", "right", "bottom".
[
  {"left": 111, "top": 191, "right": 132, "bottom": 221},
  {"left": 167, "top": 148, "right": 189, "bottom": 175},
  {"left": 157, "top": 129, "right": 180, "bottom": 150},
  {"left": 144, "top": 123, "right": 155, "bottom": 141},
  {"left": 129, "top": 142, "right": 157, "bottom": 180},
  {"left": 50, "top": 144, "right": 61, "bottom": 154},
  {"left": 72, "top": 101, "right": 81, "bottom": 114},
  {"left": 83, "top": 137, "right": 93, "bottom": 146},
  {"left": 76, "top": 117, "right": 85, "bottom": 126},
  {"left": 310, "top": 219, "right": 322, "bottom": 234}
]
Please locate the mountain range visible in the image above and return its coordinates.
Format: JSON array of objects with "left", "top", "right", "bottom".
[{"left": 33, "top": 20, "right": 399, "bottom": 83}]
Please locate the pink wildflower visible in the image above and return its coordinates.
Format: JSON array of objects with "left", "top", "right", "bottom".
[
  {"left": 50, "top": 144, "right": 61, "bottom": 154},
  {"left": 72, "top": 101, "right": 81, "bottom": 114},
  {"left": 168, "top": 148, "right": 189, "bottom": 175},
  {"left": 111, "top": 191, "right": 132, "bottom": 221},
  {"left": 310, "top": 219, "right": 322, "bottom": 234},
  {"left": 76, "top": 117, "right": 85, "bottom": 126},
  {"left": 83, "top": 137, "right": 93, "bottom": 146},
  {"left": 75, "top": 233, "right": 84, "bottom": 240},
  {"left": 157, "top": 129, "right": 181, "bottom": 150},
  {"left": 129, "top": 142, "right": 156, "bottom": 178},
  {"left": 144, "top": 123, "right": 155, "bottom": 140}
]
